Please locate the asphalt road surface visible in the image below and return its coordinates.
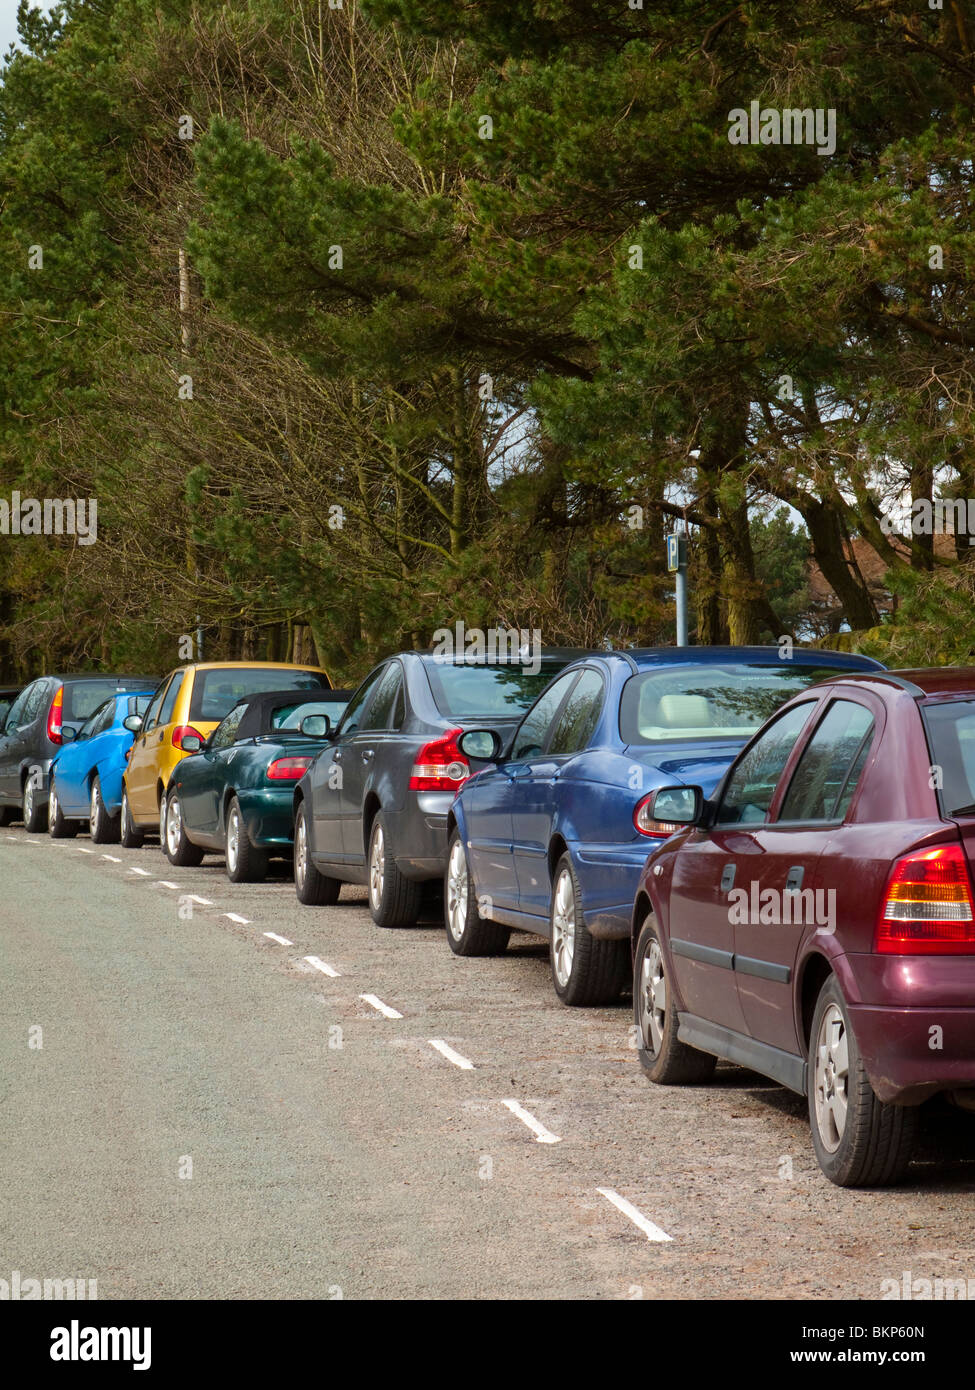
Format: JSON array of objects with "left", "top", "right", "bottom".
[{"left": 4, "top": 825, "right": 975, "bottom": 1300}]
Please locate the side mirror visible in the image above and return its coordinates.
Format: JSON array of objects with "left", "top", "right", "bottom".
[
  {"left": 457, "top": 728, "right": 504, "bottom": 761},
  {"left": 650, "top": 785, "right": 704, "bottom": 828},
  {"left": 299, "top": 714, "right": 331, "bottom": 738},
  {"left": 60, "top": 726, "right": 78, "bottom": 743},
  {"left": 123, "top": 715, "right": 143, "bottom": 733},
  {"left": 180, "top": 733, "right": 204, "bottom": 753}
]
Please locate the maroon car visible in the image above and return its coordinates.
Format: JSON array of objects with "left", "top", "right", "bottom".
[{"left": 631, "top": 667, "right": 975, "bottom": 1187}]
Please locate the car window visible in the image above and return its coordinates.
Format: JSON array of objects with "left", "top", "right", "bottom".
[
  {"left": 921, "top": 700, "right": 975, "bottom": 817},
  {"left": 338, "top": 668, "right": 386, "bottom": 736},
  {"left": 778, "top": 700, "right": 875, "bottom": 823},
  {"left": 511, "top": 672, "right": 579, "bottom": 761},
  {"left": 20, "top": 680, "right": 48, "bottom": 726},
  {"left": 142, "top": 678, "right": 170, "bottom": 732},
  {"left": 360, "top": 663, "right": 403, "bottom": 733},
  {"left": 210, "top": 703, "right": 247, "bottom": 750},
  {"left": 4, "top": 687, "right": 30, "bottom": 731},
  {"left": 189, "top": 668, "right": 328, "bottom": 723},
  {"left": 716, "top": 702, "right": 815, "bottom": 826},
  {"left": 547, "top": 669, "right": 605, "bottom": 755},
  {"left": 619, "top": 663, "right": 869, "bottom": 745},
  {"left": 78, "top": 700, "right": 113, "bottom": 740},
  {"left": 158, "top": 672, "right": 185, "bottom": 726},
  {"left": 0, "top": 695, "right": 15, "bottom": 727},
  {"left": 272, "top": 699, "right": 349, "bottom": 730},
  {"left": 425, "top": 660, "right": 573, "bottom": 720},
  {"left": 64, "top": 681, "right": 125, "bottom": 721}
]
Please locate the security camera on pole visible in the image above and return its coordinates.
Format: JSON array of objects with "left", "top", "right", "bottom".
[{"left": 666, "top": 532, "right": 688, "bottom": 646}]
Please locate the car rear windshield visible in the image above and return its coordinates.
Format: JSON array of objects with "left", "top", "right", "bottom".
[
  {"left": 64, "top": 680, "right": 147, "bottom": 722},
  {"left": 424, "top": 659, "right": 572, "bottom": 719},
  {"left": 189, "top": 668, "right": 330, "bottom": 723},
  {"left": 921, "top": 700, "right": 975, "bottom": 816},
  {"left": 620, "top": 664, "right": 858, "bottom": 744},
  {"left": 272, "top": 697, "right": 349, "bottom": 731}
]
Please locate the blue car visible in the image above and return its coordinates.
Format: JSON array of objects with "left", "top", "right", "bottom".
[
  {"left": 444, "top": 647, "right": 884, "bottom": 1006},
  {"left": 48, "top": 689, "right": 157, "bottom": 842}
]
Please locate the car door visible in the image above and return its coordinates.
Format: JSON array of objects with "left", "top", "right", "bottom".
[
  {"left": 512, "top": 667, "right": 606, "bottom": 917},
  {"left": 733, "top": 696, "right": 877, "bottom": 1052},
  {"left": 126, "top": 676, "right": 171, "bottom": 817},
  {"left": 0, "top": 685, "right": 32, "bottom": 800},
  {"left": 339, "top": 661, "right": 403, "bottom": 858},
  {"left": 467, "top": 670, "right": 579, "bottom": 912},
  {"left": 311, "top": 665, "right": 385, "bottom": 862},
  {"left": 64, "top": 701, "right": 114, "bottom": 814},
  {"left": 182, "top": 704, "right": 247, "bottom": 840},
  {"left": 665, "top": 700, "right": 818, "bottom": 1034}
]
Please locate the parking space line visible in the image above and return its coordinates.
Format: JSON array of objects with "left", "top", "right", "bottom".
[
  {"left": 264, "top": 932, "right": 293, "bottom": 946},
  {"left": 157, "top": 881, "right": 179, "bottom": 889},
  {"left": 502, "top": 1099, "right": 560, "bottom": 1144},
  {"left": 223, "top": 912, "right": 250, "bottom": 924},
  {"left": 597, "top": 1187, "right": 673, "bottom": 1242},
  {"left": 304, "top": 955, "right": 340, "bottom": 977},
  {"left": 101, "top": 854, "right": 122, "bottom": 863},
  {"left": 360, "top": 993, "right": 403, "bottom": 1020},
  {"left": 128, "top": 866, "right": 152, "bottom": 876},
  {"left": 75, "top": 848, "right": 94, "bottom": 854},
  {"left": 186, "top": 895, "right": 214, "bottom": 905},
  {"left": 428, "top": 1039, "right": 474, "bottom": 1071}
]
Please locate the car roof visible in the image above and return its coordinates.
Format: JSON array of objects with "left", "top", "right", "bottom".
[
  {"left": 170, "top": 662, "right": 329, "bottom": 673},
  {"left": 412, "top": 647, "right": 590, "bottom": 664},
  {"left": 619, "top": 645, "right": 884, "bottom": 671},
  {"left": 815, "top": 667, "right": 975, "bottom": 699}
]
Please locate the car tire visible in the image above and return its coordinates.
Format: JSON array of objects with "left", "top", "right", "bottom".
[
  {"left": 634, "top": 914, "right": 717, "bottom": 1084},
  {"left": 22, "top": 774, "right": 47, "bottom": 833},
  {"left": 89, "top": 775, "right": 120, "bottom": 844},
  {"left": 549, "top": 853, "right": 629, "bottom": 1006},
  {"left": 47, "top": 776, "right": 78, "bottom": 838},
  {"left": 225, "top": 796, "right": 268, "bottom": 884},
  {"left": 808, "top": 975, "right": 918, "bottom": 1187},
  {"left": 367, "top": 812, "right": 423, "bottom": 928},
  {"left": 294, "top": 801, "right": 340, "bottom": 906},
  {"left": 120, "top": 787, "right": 144, "bottom": 848},
  {"left": 164, "top": 788, "right": 204, "bottom": 867},
  {"left": 444, "top": 829, "right": 510, "bottom": 956}
]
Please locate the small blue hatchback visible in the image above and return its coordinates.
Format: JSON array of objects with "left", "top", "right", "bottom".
[
  {"left": 48, "top": 689, "right": 157, "bottom": 842},
  {"left": 444, "top": 647, "right": 884, "bottom": 1006}
]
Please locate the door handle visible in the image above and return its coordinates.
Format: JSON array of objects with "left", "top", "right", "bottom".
[
  {"left": 786, "top": 865, "right": 804, "bottom": 893},
  {"left": 332, "top": 750, "right": 343, "bottom": 761},
  {"left": 720, "top": 863, "right": 736, "bottom": 892},
  {"left": 361, "top": 749, "right": 374, "bottom": 763}
]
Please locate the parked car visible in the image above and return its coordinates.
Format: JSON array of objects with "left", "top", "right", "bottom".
[
  {"left": 120, "top": 661, "right": 332, "bottom": 848},
  {"left": 164, "top": 689, "right": 351, "bottom": 881},
  {"left": 293, "top": 649, "right": 587, "bottom": 925},
  {"left": 0, "top": 687, "right": 21, "bottom": 734},
  {"left": 630, "top": 664, "right": 975, "bottom": 1187},
  {"left": 0, "top": 673, "right": 158, "bottom": 831},
  {"left": 47, "top": 689, "right": 157, "bottom": 841},
  {"left": 445, "top": 647, "right": 885, "bottom": 1005}
]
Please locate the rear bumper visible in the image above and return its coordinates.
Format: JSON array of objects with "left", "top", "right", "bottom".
[
  {"left": 844, "top": 952, "right": 975, "bottom": 1103},
  {"left": 238, "top": 788, "right": 298, "bottom": 848},
  {"left": 383, "top": 792, "right": 453, "bottom": 881}
]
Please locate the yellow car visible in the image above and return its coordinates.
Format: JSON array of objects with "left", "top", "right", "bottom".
[{"left": 120, "top": 661, "right": 331, "bottom": 846}]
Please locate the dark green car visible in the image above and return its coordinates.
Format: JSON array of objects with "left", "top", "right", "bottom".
[{"left": 163, "top": 688, "right": 351, "bottom": 881}]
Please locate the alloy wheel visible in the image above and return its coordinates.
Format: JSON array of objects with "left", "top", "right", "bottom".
[
  {"left": 295, "top": 811, "right": 307, "bottom": 891},
  {"left": 369, "top": 823, "right": 385, "bottom": 911},
  {"left": 227, "top": 806, "right": 240, "bottom": 874},
  {"left": 166, "top": 795, "right": 182, "bottom": 858},
  {"left": 813, "top": 1002, "right": 850, "bottom": 1154},
  {"left": 551, "top": 867, "right": 576, "bottom": 988},
  {"left": 90, "top": 781, "right": 100, "bottom": 836},
  {"left": 446, "top": 839, "right": 469, "bottom": 942},
  {"left": 640, "top": 938, "right": 667, "bottom": 1057}
]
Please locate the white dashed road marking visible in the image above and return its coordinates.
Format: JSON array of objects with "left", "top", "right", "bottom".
[
  {"left": 263, "top": 932, "right": 293, "bottom": 946},
  {"left": 157, "top": 881, "right": 179, "bottom": 889},
  {"left": 128, "top": 866, "right": 152, "bottom": 876},
  {"left": 223, "top": 913, "right": 250, "bottom": 925},
  {"left": 75, "top": 848, "right": 94, "bottom": 854},
  {"left": 597, "top": 1187, "right": 673, "bottom": 1242},
  {"left": 428, "top": 1039, "right": 474, "bottom": 1071},
  {"left": 101, "top": 855, "right": 122, "bottom": 863},
  {"left": 304, "top": 956, "right": 340, "bottom": 977},
  {"left": 186, "top": 895, "right": 213, "bottom": 906},
  {"left": 360, "top": 993, "right": 403, "bottom": 1020},
  {"left": 502, "top": 1099, "right": 561, "bottom": 1145}
]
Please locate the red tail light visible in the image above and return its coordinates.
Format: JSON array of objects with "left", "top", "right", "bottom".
[
  {"left": 409, "top": 729, "right": 470, "bottom": 792},
  {"left": 633, "top": 792, "right": 682, "bottom": 839},
  {"left": 267, "top": 756, "right": 313, "bottom": 781},
  {"left": 172, "top": 725, "right": 204, "bottom": 750},
  {"left": 46, "top": 686, "right": 64, "bottom": 745},
  {"left": 876, "top": 843, "right": 975, "bottom": 954}
]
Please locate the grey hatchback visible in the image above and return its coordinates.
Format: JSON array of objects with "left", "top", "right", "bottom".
[
  {"left": 293, "top": 649, "right": 585, "bottom": 926},
  {"left": 0, "top": 672, "right": 158, "bottom": 831}
]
